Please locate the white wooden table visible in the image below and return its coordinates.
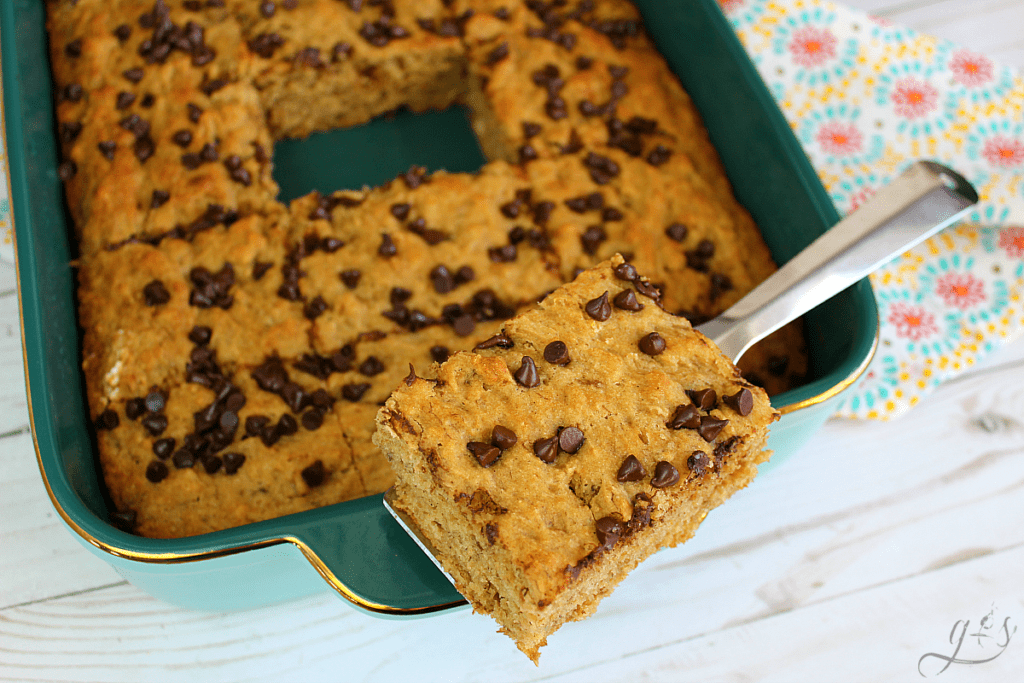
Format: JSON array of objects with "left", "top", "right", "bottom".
[{"left": 3, "top": 2, "right": 1023, "bottom": 681}]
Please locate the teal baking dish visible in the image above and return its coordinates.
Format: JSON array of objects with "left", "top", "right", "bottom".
[{"left": 5, "top": 0, "right": 876, "bottom": 613}]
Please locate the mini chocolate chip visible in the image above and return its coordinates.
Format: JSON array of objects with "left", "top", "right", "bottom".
[
  {"left": 696, "top": 239, "right": 715, "bottom": 258},
  {"left": 543, "top": 340, "right": 570, "bottom": 365},
  {"left": 278, "top": 414, "right": 298, "bottom": 436},
  {"left": 492, "top": 425, "right": 517, "bottom": 451},
  {"left": 143, "top": 280, "right": 170, "bottom": 306},
  {"left": 647, "top": 145, "right": 672, "bottom": 166},
  {"left": 95, "top": 409, "right": 119, "bottom": 430},
  {"left": 304, "top": 295, "right": 328, "bottom": 320},
  {"left": 125, "top": 398, "right": 146, "bottom": 420},
  {"left": 188, "top": 325, "right": 212, "bottom": 345},
  {"left": 359, "top": 356, "right": 385, "bottom": 377},
  {"left": 98, "top": 141, "right": 116, "bottom": 160},
  {"left": 613, "top": 262, "right": 638, "bottom": 281},
  {"left": 378, "top": 233, "right": 397, "bottom": 257},
  {"left": 199, "top": 454, "right": 222, "bottom": 475},
  {"left": 152, "top": 438, "right": 175, "bottom": 460},
  {"left": 245, "top": 415, "right": 269, "bottom": 437},
  {"left": 489, "top": 244, "right": 517, "bottom": 263},
  {"left": 301, "top": 409, "right": 324, "bottom": 431},
  {"left": 513, "top": 356, "right": 540, "bottom": 388},
  {"left": 134, "top": 135, "right": 155, "bottom": 163},
  {"left": 475, "top": 332, "right": 514, "bottom": 350},
  {"left": 172, "top": 449, "right": 195, "bottom": 469},
  {"left": 123, "top": 67, "right": 144, "bottom": 83},
  {"left": 580, "top": 225, "right": 607, "bottom": 255},
  {"left": 223, "top": 452, "right": 245, "bottom": 474},
  {"left": 58, "top": 161, "right": 77, "bottom": 181},
  {"left": 114, "top": 24, "right": 132, "bottom": 41},
  {"left": 225, "top": 392, "right": 245, "bottom": 413},
  {"left": 63, "top": 83, "right": 83, "bottom": 102},
  {"left": 723, "top": 388, "right": 754, "bottom": 416},
  {"left": 666, "top": 223, "right": 688, "bottom": 242},
  {"left": 141, "top": 413, "right": 168, "bottom": 437},
  {"left": 301, "top": 462, "right": 325, "bottom": 489},
  {"left": 430, "top": 345, "right": 450, "bottom": 363},
  {"left": 452, "top": 314, "right": 476, "bottom": 337},
  {"left": 486, "top": 41, "right": 509, "bottom": 65},
  {"left": 585, "top": 291, "right": 612, "bottom": 321},
  {"left": 250, "top": 261, "right": 272, "bottom": 280},
  {"left": 558, "top": 426, "right": 585, "bottom": 454},
  {"left": 390, "top": 202, "right": 411, "bottom": 221},
  {"left": 688, "top": 451, "right": 710, "bottom": 476},
  {"left": 339, "top": 269, "right": 361, "bottom": 289},
  {"left": 145, "top": 391, "right": 165, "bottom": 413},
  {"left": 595, "top": 516, "right": 623, "bottom": 549},
  {"left": 522, "top": 121, "right": 541, "bottom": 138},
  {"left": 613, "top": 289, "right": 643, "bottom": 311},
  {"left": 639, "top": 332, "right": 666, "bottom": 356},
  {"left": 576, "top": 55, "right": 593, "bottom": 69},
  {"left": 467, "top": 441, "right": 501, "bottom": 467},
  {"left": 187, "top": 103, "right": 203, "bottom": 123},
  {"left": 519, "top": 144, "right": 538, "bottom": 163},
  {"left": 116, "top": 91, "right": 136, "bottom": 109},
  {"left": 150, "top": 189, "right": 170, "bottom": 208},
  {"left": 602, "top": 207, "right": 624, "bottom": 221},
  {"left": 635, "top": 280, "right": 661, "bottom": 301},
  {"left": 533, "top": 436, "right": 558, "bottom": 463},
  {"left": 651, "top": 461, "right": 680, "bottom": 488},
  {"left": 697, "top": 416, "right": 729, "bottom": 442},
  {"left": 342, "top": 382, "right": 370, "bottom": 402},
  {"left": 145, "top": 460, "right": 169, "bottom": 483},
  {"left": 616, "top": 455, "right": 646, "bottom": 482},
  {"left": 686, "top": 388, "right": 717, "bottom": 411},
  {"left": 668, "top": 403, "right": 701, "bottom": 430}
]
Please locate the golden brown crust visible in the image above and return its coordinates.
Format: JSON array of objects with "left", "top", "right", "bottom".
[
  {"left": 375, "top": 256, "right": 779, "bottom": 660},
  {"left": 53, "top": 0, "right": 804, "bottom": 538}
]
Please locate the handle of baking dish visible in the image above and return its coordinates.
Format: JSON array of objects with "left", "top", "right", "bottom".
[
  {"left": 696, "top": 161, "right": 978, "bottom": 362},
  {"left": 289, "top": 493, "right": 466, "bottom": 616}
]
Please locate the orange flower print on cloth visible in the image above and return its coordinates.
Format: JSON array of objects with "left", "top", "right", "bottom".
[{"left": 722, "top": 0, "right": 1024, "bottom": 419}]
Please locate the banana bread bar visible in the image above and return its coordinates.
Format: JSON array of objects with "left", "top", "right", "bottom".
[{"left": 374, "top": 255, "right": 779, "bottom": 661}]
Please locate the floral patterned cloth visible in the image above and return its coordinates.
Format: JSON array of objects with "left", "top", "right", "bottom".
[{"left": 721, "top": 0, "right": 1024, "bottom": 419}]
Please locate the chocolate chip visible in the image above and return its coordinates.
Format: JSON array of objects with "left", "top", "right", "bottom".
[
  {"left": 430, "top": 345, "right": 450, "bottom": 363},
  {"left": 188, "top": 325, "right": 212, "bottom": 346},
  {"left": 97, "top": 140, "right": 116, "bottom": 160},
  {"left": 688, "top": 451, "right": 710, "bottom": 476},
  {"left": 143, "top": 280, "right": 170, "bottom": 305},
  {"left": 583, "top": 152, "right": 620, "bottom": 184},
  {"left": 602, "top": 207, "right": 624, "bottom": 222},
  {"left": 187, "top": 103, "right": 203, "bottom": 123},
  {"left": 321, "top": 237, "right": 344, "bottom": 253},
  {"left": 543, "top": 340, "right": 570, "bottom": 365},
  {"left": 651, "top": 461, "right": 680, "bottom": 488},
  {"left": 558, "top": 426, "right": 584, "bottom": 454},
  {"left": 522, "top": 121, "right": 541, "bottom": 138},
  {"left": 145, "top": 460, "right": 169, "bottom": 483},
  {"left": 686, "top": 388, "right": 717, "bottom": 411},
  {"left": 63, "top": 83, "right": 83, "bottom": 102},
  {"left": 332, "top": 41, "right": 352, "bottom": 61},
  {"left": 723, "top": 388, "right": 754, "bottom": 416},
  {"left": 613, "top": 289, "right": 643, "bottom": 312},
  {"left": 339, "top": 269, "right": 361, "bottom": 289},
  {"left": 667, "top": 404, "right": 701, "bottom": 430},
  {"left": 616, "top": 455, "right": 646, "bottom": 482},
  {"left": 513, "top": 356, "right": 540, "bottom": 388},
  {"left": 223, "top": 452, "right": 245, "bottom": 475},
  {"left": 116, "top": 91, "right": 136, "bottom": 109},
  {"left": 141, "top": 413, "right": 168, "bottom": 437},
  {"left": 635, "top": 280, "right": 661, "bottom": 301},
  {"left": 533, "top": 436, "right": 558, "bottom": 463},
  {"left": 390, "top": 202, "right": 411, "bottom": 221},
  {"left": 342, "top": 382, "right": 370, "bottom": 402},
  {"left": 201, "top": 454, "right": 222, "bottom": 474},
  {"left": 595, "top": 516, "right": 623, "bottom": 549},
  {"left": 639, "top": 332, "right": 666, "bottom": 356},
  {"left": 697, "top": 416, "right": 729, "bottom": 442},
  {"left": 646, "top": 145, "right": 672, "bottom": 166},
  {"left": 576, "top": 55, "right": 593, "bottom": 69},
  {"left": 475, "top": 332, "right": 513, "bottom": 350},
  {"left": 580, "top": 225, "right": 607, "bottom": 255},
  {"left": 259, "top": 1, "right": 276, "bottom": 17},
  {"left": 585, "top": 291, "right": 611, "bottom": 321},
  {"left": 666, "top": 223, "right": 688, "bottom": 242},
  {"left": 150, "top": 189, "right": 170, "bottom": 208},
  {"left": 171, "top": 449, "right": 195, "bottom": 469},
  {"left": 277, "top": 413, "right": 298, "bottom": 436},
  {"left": 613, "top": 262, "right": 638, "bottom": 282},
  {"left": 489, "top": 244, "right": 518, "bottom": 263},
  {"left": 144, "top": 390, "right": 165, "bottom": 413},
  {"left": 452, "top": 314, "right": 476, "bottom": 337},
  {"left": 59, "top": 121, "right": 82, "bottom": 144},
  {"left": 467, "top": 441, "right": 501, "bottom": 467},
  {"left": 245, "top": 415, "right": 269, "bottom": 437},
  {"left": 303, "top": 295, "right": 328, "bottom": 320},
  {"left": 491, "top": 425, "right": 517, "bottom": 451},
  {"left": 225, "top": 392, "right": 246, "bottom": 413},
  {"left": 114, "top": 24, "right": 132, "bottom": 41},
  {"left": 58, "top": 161, "right": 77, "bottom": 181},
  {"left": 378, "top": 233, "right": 397, "bottom": 257},
  {"left": 134, "top": 135, "right": 155, "bottom": 163},
  {"left": 95, "top": 409, "right": 119, "bottom": 431},
  {"left": 486, "top": 41, "right": 509, "bottom": 65},
  {"left": 301, "top": 409, "right": 324, "bottom": 431},
  {"left": 359, "top": 356, "right": 385, "bottom": 377},
  {"left": 125, "top": 398, "right": 146, "bottom": 420},
  {"left": 519, "top": 144, "right": 538, "bottom": 163},
  {"left": 301, "top": 458, "right": 325, "bottom": 485}
]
